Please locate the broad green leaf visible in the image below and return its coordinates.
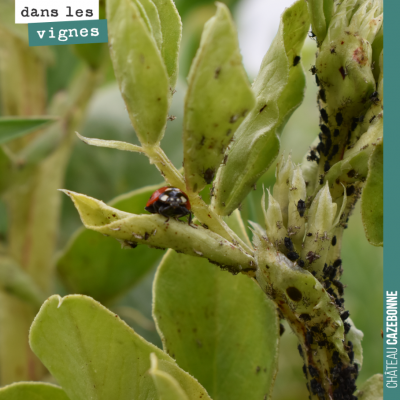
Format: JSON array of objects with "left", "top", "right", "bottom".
[
  {"left": 107, "top": 0, "right": 170, "bottom": 146},
  {"left": 0, "top": 117, "right": 56, "bottom": 146},
  {"left": 57, "top": 185, "right": 165, "bottom": 303},
  {"left": 29, "top": 295, "right": 172, "bottom": 400},
  {"left": 355, "top": 374, "right": 383, "bottom": 400},
  {"left": 0, "top": 256, "right": 46, "bottom": 308},
  {"left": 183, "top": 3, "right": 255, "bottom": 193},
  {"left": 212, "top": 0, "right": 310, "bottom": 215},
  {"left": 0, "top": 147, "right": 12, "bottom": 194},
  {"left": 152, "top": 0, "right": 182, "bottom": 88},
  {"left": 153, "top": 250, "right": 279, "bottom": 400},
  {"left": 0, "top": 382, "right": 70, "bottom": 400},
  {"left": 361, "top": 141, "right": 383, "bottom": 246},
  {"left": 63, "top": 190, "right": 255, "bottom": 273},
  {"left": 149, "top": 354, "right": 212, "bottom": 400}
]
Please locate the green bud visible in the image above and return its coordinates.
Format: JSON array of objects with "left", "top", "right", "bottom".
[
  {"left": 272, "top": 154, "right": 294, "bottom": 227},
  {"left": 288, "top": 166, "right": 306, "bottom": 247},
  {"left": 262, "top": 190, "right": 287, "bottom": 249}
]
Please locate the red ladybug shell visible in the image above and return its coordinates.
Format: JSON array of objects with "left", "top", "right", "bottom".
[{"left": 146, "top": 187, "right": 191, "bottom": 210}]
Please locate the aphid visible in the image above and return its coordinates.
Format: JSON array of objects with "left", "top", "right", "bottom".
[
  {"left": 369, "top": 115, "right": 376, "bottom": 123},
  {"left": 335, "top": 297, "right": 345, "bottom": 307},
  {"left": 319, "top": 175, "right": 324, "bottom": 185},
  {"left": 339, "top": 66, "right": 348, "bottom": 79},
  {"left": 340, "top": 311, "right": 350, "bottom": 321},
  {"left": 287, "top": 251, "right": 300, "bottom": 261},
  {"left": 359, "top": 115, "right": 365, "bottom": 123},
  {"left": 327, "top": 288, "right": 337, "bottom": 298},
  {"left": 324, "top": 137, "right": 332, "bottom": 156},
  {"left": 332, "top": 235, "right": 337, "bottom": 246},
  {"left": 297, "top": 199, "right": 306, "bottom": 217},
  {"left": 284, "top": 237, "right": 294, "bottom": 251},
  {"left": 330, "top": 47, "right": 336, "bottom": 54},
  {"left": 346, "top": 185, "right": 355, "bottom": 196},
  {"left": 324, "top": 160, "right": 331, "bottom": 173},
  {"left": 332, "top": 279, "right": 344, "bottom": 296},
  {"left": 320, "top": 108, "right": 328, "bottom": 123},
  {"left": 344, "top": 322, "right": 351, "bottom": 334},
  {"left": 297, "top": 259, "right": 305, "bottom": 268},
  {"left": 320, "top": 124, "right": 331, "bottom": 136},
  {"left": 305, "top": 331, "right": 314, "bottom": 345},
  {"left": 315, "top": 74, "right": 320, "bottom": 86},
  {"left": 302, "top": 365, "right": 308, "bottom": 376},
  {"left": 308, "top": 365, "right": 319, "bottom": 378},
  {"left": 333, "top": 259, "right": 342, "bottom": 270},
  {"left": 316, "top": 141, "right": 325, "bottom": 155},
  {"left": 370, "top": 91, "right": 379, "bottom": 104},
  {"left": 308, "top": 31, "right": 317, "bottom": 39},
  {"left": 306, "top": 251, "right": 320, "bottom": 264},
  {"left": 350, "top": 118, "right": 358, "bottom": 131},
  {"left": 298, "top": 344, "right": 304, "bottom": 357},
  {"left": 145, "top": 187, "right": 192, "bottom": 224},
  {"left": 347, "top": 169, "right": 356, "bottom": 178},
  {"left": 333, "top": 129, "right": 340, "bottom": 137},
  {"left": 332, "top": 351, "right": 341, "bottom": 365},
  {"left": 329, "top": 144, "right": 339, "bottom": 159},
  {"left": 335, "top": 112, "right": 343, "bottom": 126},
  {"left": 203, "top": 168, "right": 215, "bottom": 184},
  {"left": 348, "top": 350, "right": 354, "bottom": 363},
  {"left": 307, "top": 150, "right": 319, "bottom": 163},
  {"left": 319, "top": 88, "right": 326, "bottom": 103},
  {"left": 310, "top": 65, "right": 317, "bottom": 75},
  {"left": 293, "top": 55, "right": 301, "bottom": 66}
]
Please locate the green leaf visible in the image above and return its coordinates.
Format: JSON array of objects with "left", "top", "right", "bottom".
[
  {"left": 152, "top": 0, "right": 182, "bottom": 88},
  {"left": 183, "top": 2, "right": 255, "bottom": 193},
  {"left": 29, "top": 295, "right": 173, "bottom": 400},
  {"left": 0, "top": 146, "right": 12, "bottom": 194},
  {"left": 107, "top": 0, "right": 170, "bottom": 146},
  {"left": 149, "top": 353, "right": 212, "bottom": 400},
  {"left": 346, "top": 318, "right": 364, "bottom": 368},
  {"left": 153, "top": 250, "right": 279, "bottom": 400},
  {"left": 57, "top": 185, "right": 165, "bottom": 303},
  {"left": 63, "top": 190, "right": 255, "bottom": 274},
  {"left": 361, "top": 141, "right": 383, "bottom": 246},
  {"left": 355, "top": 374, "right": 383, "bottom": 400},
  {"left": 0, "top": 117, "right": 56, "bottom": 146},
  {"left": 223, "top": 209, "right": 252, "bottom": 248},
  {"left": 212, "top": 0, "right": 310, "bottom": 215},
  {"left": 137, "top": 0, "right": 163, "bottom": 51},
  {"left": 0, "top": 382, "right": 70, "bottom": 400}
]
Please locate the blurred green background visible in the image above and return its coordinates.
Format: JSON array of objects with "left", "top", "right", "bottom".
[{"left": 0, "top": 0, "right": 382, "bottom": 398}]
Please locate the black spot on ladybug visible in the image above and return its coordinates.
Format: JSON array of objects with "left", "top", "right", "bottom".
[
  {"left": 297, "top": 199, "right": 306, "bottom": 217},
  {"left": 336, "top": 112, "right": 343, "bottom": 126},
  {"left": 324, "top": 161, "right": 331, "bottom": 173},
  {"left": 203, "top": 168, "right": 215, "bottom": 184},
  {"left": 293, "top": 55, "right": 301, "bottom": 66},
  {"left": 333, "top": 129, "right": 340, "bottom": 137},
  {"left": 287, "top": 251, "right": 300, "bottom": 261},
  {"left": 332, "top": 236, "right": 337, "bottom": 246},
  {"left": 286, "top": 286, "right": 302, "bottom": 302},
  {"left": 346, "top": 185, "right": 355, "bottom": 196},
  {"left": 320, "top": 108, "right": 328, "bottom": 123}
]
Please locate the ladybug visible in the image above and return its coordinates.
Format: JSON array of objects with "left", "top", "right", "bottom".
[{"left": 145, "top": 187, "right": 192, "bottom": 224}]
